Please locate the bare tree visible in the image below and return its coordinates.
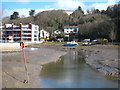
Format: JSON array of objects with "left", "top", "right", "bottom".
[{"left": 109, "top": 30, "right": 116, "bottom": 44}]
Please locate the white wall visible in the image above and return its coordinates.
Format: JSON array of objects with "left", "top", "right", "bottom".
[
  {"left": 30, "top": 24, "right": 39, "bottom": 42},
  {"left": 40, "top": 29, "right": 50, "bottom": 38},
  {"left": 0, "top": 43, "right": 21, "bottom": 51}
]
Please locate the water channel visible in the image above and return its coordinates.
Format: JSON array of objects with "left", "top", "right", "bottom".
[{"left": 39, "top": 49, "right": 118, "bottom": 88}]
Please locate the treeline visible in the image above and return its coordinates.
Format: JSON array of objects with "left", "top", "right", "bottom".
[{"left": 2, "top": 4, "right": 120, "bottom": 42}]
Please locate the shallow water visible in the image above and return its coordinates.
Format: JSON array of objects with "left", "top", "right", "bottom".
[{"left": 39, "top": 49, "right": 118, "bottom": 88}]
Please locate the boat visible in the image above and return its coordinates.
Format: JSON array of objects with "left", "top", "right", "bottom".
[{"left": 64, "top": 41, "right": 78, "bottom": 46}]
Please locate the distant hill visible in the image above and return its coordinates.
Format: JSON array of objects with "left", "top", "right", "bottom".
[{"left": 2, "top": 4, "right": 120, "bottom": 42}]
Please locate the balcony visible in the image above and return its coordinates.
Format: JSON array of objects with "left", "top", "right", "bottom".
[
  {"left": 22, "top": 29, "right": 31, "bottom": 31},
  {"left": 22, "top": 37, "right": 31, "bottom": 38},
  {"left": 14, "top": 37, "right": 20, "bottom": 39},
  {"left": 13, "top": 29, "right": 21, "bottom": 31},
  {"left": 22, "top": 33, "right": 31, "bottom": 35}
]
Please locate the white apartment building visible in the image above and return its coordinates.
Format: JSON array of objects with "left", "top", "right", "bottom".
[
  {"left": 64, "top": 26, "right": 79, "bottom": 34},
  {"left": 0, "top": 26, "right": 3, "bottom": 42},
  {"left": 39, "top": 29, "right": 50, "bottom": 39},
  {"left": 2, "top": 23, "right": 39, "bottom": 43}
]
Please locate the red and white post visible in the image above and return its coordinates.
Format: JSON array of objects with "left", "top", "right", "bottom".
[{"left": 20, "top": 42, "right": 29, "bottom": 84}]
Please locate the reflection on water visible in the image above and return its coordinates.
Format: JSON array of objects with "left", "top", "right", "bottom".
[{"left": 39, "top": 49, "right": 118, "bottom": 88}]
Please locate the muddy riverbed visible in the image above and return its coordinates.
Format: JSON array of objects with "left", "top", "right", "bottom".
[
  {"left": 2, "top": 47, "right": 66, "bottom": 88},
  {"left": 1, "top": 43, "right": 119, "bottom": 88}
]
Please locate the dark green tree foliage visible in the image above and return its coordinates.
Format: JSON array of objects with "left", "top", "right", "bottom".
[
  {"left": 77, "top": 13, "right": 116, "bottom": 41},
  {"left": 10, "top": 11, "right": 19, "bottom": 20},
  {"left": 79, "top": 20, "right": 115, "bottom": 40},
  {"left": 101, "top": 10, "right": 106, "bottom": 14},
  {"left": 29, "top": 9, "right": 35, "bottom": 16},
  {"left": 78, "top": 6, "right": 82, "bottom": 11},
  {"left": 92, "top": 9, "right": 100, "bottom": 14},
  {"left": 101, "top": 4, "right": 120, "bottom": 42}
]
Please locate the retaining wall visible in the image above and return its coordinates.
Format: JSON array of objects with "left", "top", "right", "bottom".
[{"left": 0, "top": 43, "right": 21, "bottom": 51}]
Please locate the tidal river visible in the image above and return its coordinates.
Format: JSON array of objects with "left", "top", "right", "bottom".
[{"left": 39, "top": 49, "right": 118, "bottom": 88}]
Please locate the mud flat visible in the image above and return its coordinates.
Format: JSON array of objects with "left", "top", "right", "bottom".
[
  {"left": 75, "top": 45, "right": 119, "bottom": 80},
  {"left": 1, "top": 42, "right": 119, "bottom": 88},
  {"left": 2, "top": 47, "right": 66, "bottom": 88}
]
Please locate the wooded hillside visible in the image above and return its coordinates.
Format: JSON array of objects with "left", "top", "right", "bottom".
[{"left": 2, "top": 4, "right": 120, "bottom": 42}]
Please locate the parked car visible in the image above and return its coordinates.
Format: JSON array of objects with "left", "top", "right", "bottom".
[
  {"left": 91, "top": 39, "right": 98, "bottom": 45},
  {"left": 91, "top": 38, "right": 108, "bottom": 45},
  {"left": 82, "top": 42, "right": 91, "bottom": 46}
]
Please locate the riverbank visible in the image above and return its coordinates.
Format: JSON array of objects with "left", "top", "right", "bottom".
[
  {"left": 2, "top": 47, "right": 66, "bottom": 88},
  {"left": 39, "top": 42, "right": 119, "bottom": 79},
  {"left": 76, "top": 45, "right": 119, "bottom": 80}
]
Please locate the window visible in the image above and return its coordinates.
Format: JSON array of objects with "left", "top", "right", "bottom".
[
  {"left": 14, "top": 39, "right": 20, "bottom": 42},
  {"left": 35, "top": 27, "right": 38, "bottom": 30},
  {"left": 34, "top": 35, "right": 37, "bottom": 37},
  {"left": 74, "top": 29, "right": 77, "bottom": 32},
  {"left": 14, "top": 31, "right": 20, "bottom": 34},
  {"left": 22, "top": 27, "right": 29, "bottom": 29},
  {"left": 14, "top": 34, "right": 20, "bottom": 37},
  {"left": 34, "top": 31, "right": 38, "bottom": 33},
  {"left": 23, "top": 38, "right": 31, "bottom": 41},
  {"left": 22, "top": 35, "right": 31, "bottom": 37},
  {"left": 23, "top": 31, "right": 31, "bottom": 33},
  {"left": 8, "top": 27, "right": 12, "bottom": 30},
  {"left": 34, "top": 38, "right": 37, "bottom": 41},
  {"left": 14, "top": 27, "right": 20, "bottom": 29}
]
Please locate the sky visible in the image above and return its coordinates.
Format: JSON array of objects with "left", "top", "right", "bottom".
[{"left": 1, "top": 0, "right": 119, "bottom": 17}]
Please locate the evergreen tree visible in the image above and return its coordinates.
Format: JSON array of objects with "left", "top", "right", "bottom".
[
  {"left": 10, "top": 11, "right": 19, "bottom": 20},
  {"left": 29, "top": 9, "right": 35, "bottom": 16},
  {"left": 78, "top": 6, "right": 82, "bottom": 11}
]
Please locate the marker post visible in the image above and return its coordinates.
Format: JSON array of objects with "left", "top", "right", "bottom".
[{"left": 20, "top": 42, "right": 29, "bottom": 84}]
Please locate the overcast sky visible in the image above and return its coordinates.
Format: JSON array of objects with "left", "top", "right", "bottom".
[{"left": 1, "top": 0, "right": 118, "bottom": 17}]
